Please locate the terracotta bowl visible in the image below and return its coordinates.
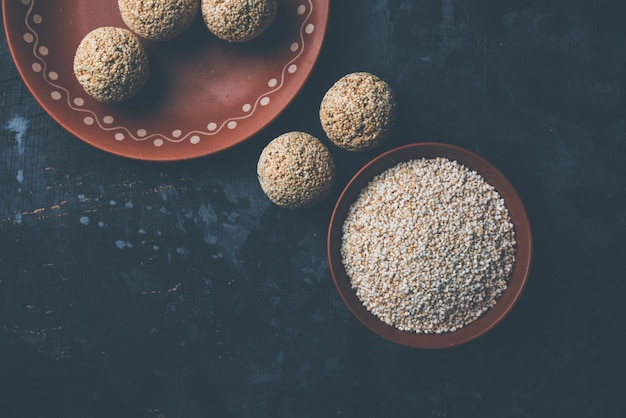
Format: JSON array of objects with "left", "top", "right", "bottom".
[{"left": 327, "top": 142, "right": 533, "bottom": 349}]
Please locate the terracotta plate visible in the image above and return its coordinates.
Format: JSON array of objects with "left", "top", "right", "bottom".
[
  {"left": 3, "top": 0, "right": 329, "bottom": 161},
  {"left": 327, "top": 142, "right": 533, "bottom": 349}
]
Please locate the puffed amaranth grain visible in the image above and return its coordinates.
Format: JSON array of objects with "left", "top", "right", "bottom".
[
  {"left": 320, "top": 72, "right": 397, "bottom": 152},
  {"left": 257, "top": 132, "right": 336, "bottom": 209},
  {"left": 118, "top": 0, "right": 200, "bottom": 41},
  {"left": 341, "top": 158, "right": 517, "bottom": 334},
  {"left": 73, "top": 27, "right": 150, "bottom": 104},
  {"left": 201, "top": 0, "right": 278, "bottom": 42}
]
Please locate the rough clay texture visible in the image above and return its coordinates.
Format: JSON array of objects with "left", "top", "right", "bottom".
[
  {"left": 320, "top": 72, "right": 397, "bottom": 152},
  {"left": 201, "top": 0, "right": 278, "bottom": 42},
  {"left": 118, "top": 0, "right": 200, "bottom": 41},
  {"left": 257, "top": 132, "right": 335, "bottom": 209},
  {"left": 73, "top": 27, "right": 150, "bottom": 104},
  {"left": 341, "top": 158, "right": 517, "bottom": 334}
]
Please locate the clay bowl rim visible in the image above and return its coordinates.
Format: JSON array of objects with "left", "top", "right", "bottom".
[{"left": 327, "top": 142, "right": 533, "bottom": 349}]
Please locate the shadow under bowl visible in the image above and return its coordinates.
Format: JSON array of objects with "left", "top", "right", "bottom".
[{"left": 327, "top": 142, "right": 533, "bottom": 349}]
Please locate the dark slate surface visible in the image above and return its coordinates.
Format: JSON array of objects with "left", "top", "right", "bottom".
[{"left": 1, "top": 1, "right": 625, "bottom": 417}]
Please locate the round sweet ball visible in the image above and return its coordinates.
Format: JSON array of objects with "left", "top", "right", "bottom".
[
  {"left": 118, "top": 0, "right": 200, "bottom": 41},
  {"left": 201, "top": 0, "right": 278, "bottom": 42},
  {"left": 73, "top": 27, "right": 150, "bottom": 104},
  {"left": 320, "top": 72, "right": 397, "bottom": 152},
  {"left": 257, "top": 132, "right": 336, "bottom": 209}
]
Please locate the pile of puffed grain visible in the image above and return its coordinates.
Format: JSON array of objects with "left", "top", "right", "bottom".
[{"left": 341, "top": 157, "right": 516, "bottom": 334}]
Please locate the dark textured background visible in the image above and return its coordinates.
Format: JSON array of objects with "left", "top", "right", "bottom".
[{"left": 1, "top": 1, "right": 625, "bottom": 417}]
